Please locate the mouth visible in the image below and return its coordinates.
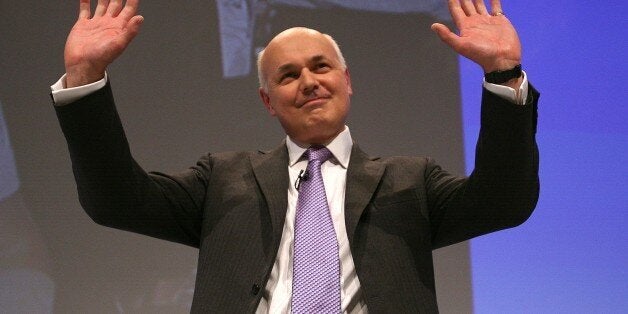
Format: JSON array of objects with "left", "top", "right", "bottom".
[{"left": 300, "top": 96, "right": 331, "bottom": 108}]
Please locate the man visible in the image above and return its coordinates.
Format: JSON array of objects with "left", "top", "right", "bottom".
[{"left": 51, "top": 0, "right": 539, "bottom": 312}]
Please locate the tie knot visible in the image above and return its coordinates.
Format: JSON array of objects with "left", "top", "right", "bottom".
[{"left": 306, "top": 146, "right": 332, "bottom": 163}]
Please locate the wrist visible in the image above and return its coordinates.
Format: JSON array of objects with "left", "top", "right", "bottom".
[{"left": 65, "top": 69, "right": 105, "bottom": 88}]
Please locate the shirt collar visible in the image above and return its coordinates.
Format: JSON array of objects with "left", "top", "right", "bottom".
[{"left": 286, "top": 126, "right": 353, "bottom": 169}]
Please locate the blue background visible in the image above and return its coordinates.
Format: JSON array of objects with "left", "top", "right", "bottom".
[{"left": 461, "top": 1, "right": 628, "bottom": 312}]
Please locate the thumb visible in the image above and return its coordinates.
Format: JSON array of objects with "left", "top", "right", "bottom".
[
  {"left": 122, "top": 15, "right": 144, "bottom": 42},
  {"left": 430, "top": 23, "right": 459, "bottom": 50},
  {"left": 108, "top": 15, "right": 144, "bottom": 64}
]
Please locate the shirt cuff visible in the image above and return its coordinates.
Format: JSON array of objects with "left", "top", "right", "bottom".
[
  {"left": 482, "top": 71, "right": 529, "bottom": 105},
  {"left": 50, "top": 73, "right": 108, "bottom": 106}
]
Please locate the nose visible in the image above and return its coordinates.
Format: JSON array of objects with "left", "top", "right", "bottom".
[{"left": 299, "top": 68, "right": 318, "bottom": 94}]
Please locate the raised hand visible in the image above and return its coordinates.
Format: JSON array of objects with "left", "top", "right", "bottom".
[
  {"left": 64, "top": 0, "right": 143, "bottom": 87},
  {"left": 431, "top": 0, "right": 521, "bottom": 74}
]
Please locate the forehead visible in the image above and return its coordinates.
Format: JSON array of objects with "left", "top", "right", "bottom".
[{"left": 262, "top": 32, "right": 339, "bottom": 72}]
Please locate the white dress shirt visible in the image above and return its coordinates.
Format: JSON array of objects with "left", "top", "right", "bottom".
[{"left": 256, "top": 127, "right": 367, "bottom": 314}]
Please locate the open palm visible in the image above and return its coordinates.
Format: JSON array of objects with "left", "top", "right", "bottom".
[
  {"left": 64, "top": 0, "right": 143, "bottom": 87},
  {"left": 432, "top": 0, "right": 521, "bottom": 73}
]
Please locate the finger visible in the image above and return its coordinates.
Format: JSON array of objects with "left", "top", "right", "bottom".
[
  {"left": 460, "top": 0, "right": 478, "bottom": 16},
  {"left": 431, "top": 23, "right": 461, "bottom": 51},
  {"left": 447, "top": 0, "right": 466, "bottom": 28},
  {"left": 107, "top": 0, "right": 123, "bottom": 17},
  {"left": 120, "top": 15, "right": 144, "bottom": 43},
  {"left": 78, "top": 0, "right": 91, "bottom": 19},
  {"left": 490, "top": 0, "right": 503, "bottom": 15},
  {"left": 474, "top": 0, "right": 489, "bottom": 15},
  {"left": 108, "top": 15, "right": 143, "bottom": 56},
  {"left": 119, "top": 0, "right": 140, "bottom": 20},
  {"left": 94, "top": 0, "right": 110, "bottom": 17}
]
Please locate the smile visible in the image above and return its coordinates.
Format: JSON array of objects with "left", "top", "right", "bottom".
[{"left": 301, "top": 96, "right": 331, "bottom": 107}]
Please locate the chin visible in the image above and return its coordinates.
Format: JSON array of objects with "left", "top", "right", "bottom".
[{"left": 303, "top": 126, "right": 343, "bottom": 145}]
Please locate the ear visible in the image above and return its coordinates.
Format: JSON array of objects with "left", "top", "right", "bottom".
[
  {"left": 344, "top": 68, "right": 353, "bottom": 95},
  {"left": 259, "top": 88, "right": 276, "bottom": 116}
]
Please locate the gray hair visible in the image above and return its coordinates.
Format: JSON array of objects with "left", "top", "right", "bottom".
[{"left": 257, "top": 32, "right": 347, "bottom": 91}]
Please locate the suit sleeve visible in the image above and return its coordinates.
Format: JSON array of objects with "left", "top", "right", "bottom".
[
  {"left": 426, "top": 85, "right": 540, "bottom": 249},
  {"left": 54, "top": 82, "right": 207, "bottom": 248}
]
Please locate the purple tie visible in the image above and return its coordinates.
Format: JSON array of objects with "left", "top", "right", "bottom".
[{"left": 292, "top": 146, "right": 341, "bottom": 313}]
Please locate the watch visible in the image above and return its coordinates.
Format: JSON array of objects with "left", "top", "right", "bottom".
[{"left": 484, "top": 64, "right": 522, "bottom": 84}]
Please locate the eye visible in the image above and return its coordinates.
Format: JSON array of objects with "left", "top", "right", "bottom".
[
  {"left": 281, "top": 72, "right": 299, "bottom": 80},
  {"left": 279, "top": 72, "right": 299, "bottom": 83},
  {"left": 314, "top": 62, "right": 331, "bottom": 72}
]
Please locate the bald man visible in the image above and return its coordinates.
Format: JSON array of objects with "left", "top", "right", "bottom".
[{"left": 52, "top": 0, "right": 539, "bottom": 312}]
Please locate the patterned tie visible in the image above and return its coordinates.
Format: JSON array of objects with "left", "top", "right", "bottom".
[{"left": 291, "top": 146, "right": 341, "bottom": 313}]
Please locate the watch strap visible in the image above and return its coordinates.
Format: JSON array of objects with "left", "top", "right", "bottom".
[{"left": 485, "top": 64, "right": 522, "bottom": 84}]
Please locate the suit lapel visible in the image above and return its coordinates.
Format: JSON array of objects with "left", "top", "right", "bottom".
[
  {"left": 250, "top": 142, "right": 290, "bottom": 240},
  {"left": 249, "top": 142, "right": 384, "bottom": 246},
  {"left": 344, "top": 144, "right": 385, "bottom": 245}
]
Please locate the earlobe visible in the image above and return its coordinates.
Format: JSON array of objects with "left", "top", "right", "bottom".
[{"left": 259, "top": 88, "right": 276, "bottom": 116}]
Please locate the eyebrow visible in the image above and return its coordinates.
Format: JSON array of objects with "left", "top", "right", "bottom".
[{"left": 275, "top": 55, "right": 328, "bottom": 74}]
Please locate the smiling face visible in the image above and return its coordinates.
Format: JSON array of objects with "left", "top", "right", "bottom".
[{"left": 258, "top": 28, "right": 353, "bottom": 145}]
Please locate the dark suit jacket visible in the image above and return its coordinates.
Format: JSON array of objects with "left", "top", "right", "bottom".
[{"left": 55, "top": 83, "right": 539, "bottom": 313}]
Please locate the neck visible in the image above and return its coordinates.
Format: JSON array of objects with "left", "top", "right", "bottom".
[{"left": 289, "top": 127, "right": 345, "bottom": 147}]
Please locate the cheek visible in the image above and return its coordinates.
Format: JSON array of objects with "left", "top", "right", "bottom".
[{"left": 272, "top": 87, "right": 298, "bottom": 105}]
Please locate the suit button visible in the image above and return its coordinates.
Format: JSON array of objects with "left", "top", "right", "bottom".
[{"left": 251, "top": 283, "right": 261, "bottom": 295}]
